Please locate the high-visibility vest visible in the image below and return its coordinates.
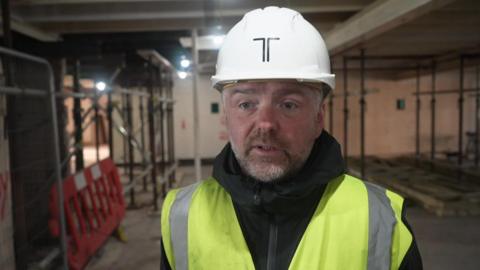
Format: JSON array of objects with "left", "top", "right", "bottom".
[{"left": 161, "top": 174, "right": 413, "bottom": 270}]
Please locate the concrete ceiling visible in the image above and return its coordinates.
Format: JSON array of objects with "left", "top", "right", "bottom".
[
  {"left": 10, "top": 0, "right": 369, "bottom": 35},
  {"left": 329, "top": 0, "right": 480, "bottom": 78},
  {"left": 3, "top": 0, "right": 480, "bottom": 79}
]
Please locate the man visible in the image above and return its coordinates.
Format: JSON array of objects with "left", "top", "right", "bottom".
[{"left": 161, "top": 6, "right": 422, "bottom": 270}]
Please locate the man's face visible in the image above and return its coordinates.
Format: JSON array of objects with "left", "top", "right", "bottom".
[{"left": 222, "top": 81, "right": 325, "bottom": 182}]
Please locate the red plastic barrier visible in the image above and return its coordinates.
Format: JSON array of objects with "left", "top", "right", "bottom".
[{"left": 49, "top": 158, "right": 125, "bottom": 270}]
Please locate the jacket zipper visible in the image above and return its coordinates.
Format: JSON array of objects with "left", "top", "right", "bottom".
[
  {"left": 266, "top": 214, "right": 278, "bottom": 270},
  {"left": 252, "top": 182, "right": 278, "bottom": 270}
]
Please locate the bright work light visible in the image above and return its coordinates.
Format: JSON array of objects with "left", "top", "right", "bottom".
[
  {"left": 95, "top": 81, "right": 106, "bottom": 91},
  {"left": 213, "top": 35, "right": 224, "bottom": 45},
  {"left": 177, "top": 71, "right": 188, "bottom": 79},
  {"left": 180, "top": 59, "right": 191, "bottom": 68}
]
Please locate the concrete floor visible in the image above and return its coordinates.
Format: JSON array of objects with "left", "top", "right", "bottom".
[
  {"left": 407, "top": 207, "right": 480, "bottom": 269},
  {"left": 85, "top": 165, "right": 212, "bottom": 270},
  {"left": 85, "top": 189, "right": 162, "bottom": 270},
  {"left": 86, "top": 165, "right": 480, "bottom": 270}
]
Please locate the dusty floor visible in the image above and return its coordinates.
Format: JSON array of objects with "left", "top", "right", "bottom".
[
  {"left": 86, "top": 165, "right": 480, "bottom": 270},
  {"left": 407, "top": 207, "right": 480, "bottom": 269},
  {"left": 85, "top": 165, "right": 212, "bottom": 270}
]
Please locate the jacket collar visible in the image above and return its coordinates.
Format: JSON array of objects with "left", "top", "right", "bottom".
[{"left": 212, "top": 131, "right": 346, "bottom": 215}]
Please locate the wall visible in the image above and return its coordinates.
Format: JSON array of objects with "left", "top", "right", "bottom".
[
  {"left": 172, "top": 66, "right": 479, "bottom": 160},
  {"left": 0, "top": 94, "right": 15, "bottom": 270},
  {"left": 326, "top": 67, "right": 478, "bottom": 158},
  {"left": 173, "top": 74, "right": 226, "bottom": 160}
]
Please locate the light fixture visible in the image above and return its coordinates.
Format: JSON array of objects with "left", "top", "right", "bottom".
[
  {"left": 177, "top": 71, "right": 188, "bottom": 79},
  {"left": 213, "top": 35, "right": 224, "bottom": 45},
  {"left": 180, "top": 58, "right": 191, "bottom": 68},
  {"left": 95, "top": 81, "right": 106, "bottom": 91}
]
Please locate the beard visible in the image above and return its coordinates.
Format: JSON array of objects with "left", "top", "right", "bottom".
[{"left": 231, "top": 129, "right": 312, "bottom": 183}]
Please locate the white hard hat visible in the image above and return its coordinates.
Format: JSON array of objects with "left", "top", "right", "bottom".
[{"left": 211, "top": 6, "right": 335, "bottom": 92}]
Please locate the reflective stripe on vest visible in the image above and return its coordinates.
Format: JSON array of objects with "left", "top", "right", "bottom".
[
  {"left": 169, "top": 182, "right": 200, "bottom": 270},
  {"left": 364, "top": 181, "right": 396, "bottom": 270},
  {"left": 162, "top": 175, "right": 412, "bottom": 270}
]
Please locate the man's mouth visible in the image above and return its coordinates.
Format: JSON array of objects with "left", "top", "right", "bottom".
[
  {"left": 254, "top": 145, "right": 278, "bottom": 151},
  {"left": 249, "top": 144, "right": 285, "bottom": 157}
]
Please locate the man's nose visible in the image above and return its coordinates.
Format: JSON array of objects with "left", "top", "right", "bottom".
[{"left": 256, "top": 103, "right": 278, "bottom": 131}]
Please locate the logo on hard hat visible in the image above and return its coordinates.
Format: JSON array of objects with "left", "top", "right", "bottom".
[{"left": 253, "top": 37, "right": 280, "bottom": 62}]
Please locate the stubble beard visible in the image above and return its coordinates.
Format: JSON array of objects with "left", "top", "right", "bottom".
[{"left": 231, "top": 130, "right": 311, "bottom": 183}]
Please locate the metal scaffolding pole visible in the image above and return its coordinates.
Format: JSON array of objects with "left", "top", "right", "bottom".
[
  {"left": 46, "top": 53, "right": 70, "bottom": 270},
  {"left": 192, "top": 28, "right": 202, "bottom": 181},
  {"left": 73, "top": 59, "right": 84, "bottom": 170},
  {"left": 108, "top": 92, "right": 114, "bottom": 159},
  {"left": 0, "top": 86, "right": 47, "bottom": 96},
  {"left": 430, "top": 60, "right": 437, "bottom": 165},
  {"left": 417, "top": 87, "right": 480, "bottom": 96},
  {"left": 122, "top": 93, "right": 129, "bottom": 176},
  {"left": 126, "top": 92, "right": 135, "bottom": 206},
  {"left": 0, "top": 46, "right": 70, "bottom": 270},
  {"left": 343, "top": 57, "right": 349, "bottom": 167},
  {"left": 333, "top": 66, "right": 429, "bottom": 72},
  {"left": 94, "top": 92, "right": 100, "bottom": 162},
  {"left": 147, "top": 60, "right": 159, "bottom": 210},
  {"left": 476, "top": 65, "right": 479, "bottom": 167},
  {"left": 360, "top": 49, "right": 366, "bottom": 179},
  {"left": 53, "top": 58, "right": 68, "bottom": 178},
  {"left": 458, "top": 56, "right": 465, "bottom": 168},
  {"left": 139, "top": 95, "right": 147, "bottom": 191},
  {"left": 157, "top": 68, "right": 166, "bottom": 195},
  {"left": 2, "top": 0, "right": 13, "bottom": 85},
  {"left": 167, "top": 76, "right": 175, "bottom": 187},
  {"left": 415, "top": 64, "right": 421, "bottom": 166},
  {"left": 346, "top": 55, "right": 434, "bottom": 60}
]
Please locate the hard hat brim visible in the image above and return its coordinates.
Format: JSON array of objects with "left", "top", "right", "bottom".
[{"left": 211, "top": 73, "right": 335, "bottom": 91}]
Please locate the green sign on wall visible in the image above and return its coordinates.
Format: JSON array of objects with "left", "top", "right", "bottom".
[{"left": 211, "top": 102, "right": 219, "bottom": 114}]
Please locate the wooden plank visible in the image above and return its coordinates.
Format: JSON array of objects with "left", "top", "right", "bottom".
[
  {"left": 392, "top": 156, "right": 480, "bottom": 194},
  {"left": 348, "top": 156, "right": 480, "bottom": 216}
]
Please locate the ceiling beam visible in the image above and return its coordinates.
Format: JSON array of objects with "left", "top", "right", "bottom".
[
  {"left": 0, "top": 17, "right": 60, "bottom": 41},
  {"left": 36, "top": 18, "right": 337, "bottom": 35},
  {"left": 137, "top": 49, "right": 174, "bottom": 70},
  {"left": 35, "top": 18, "right": 239, "bottom": 33},
  {"left": 325, "top": 0, "right": 456, "bottom": 56},
  {"left": 15, "top": 0, "right": 199, "bottom": 5},
  {"left": 22, "top": 5, "right": 364, "bottom": 23}
]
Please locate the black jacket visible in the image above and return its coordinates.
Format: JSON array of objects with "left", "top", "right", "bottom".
[{"left": 161, "top": 132, "right": 422, "bottom": 270}]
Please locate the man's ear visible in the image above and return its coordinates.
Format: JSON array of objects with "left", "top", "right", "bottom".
[
  {"left": 315, "top": 102, "right": 326, "bottom": 136},
  {"left": 320, "top": 102, "right": 326, "bottom": 117}
]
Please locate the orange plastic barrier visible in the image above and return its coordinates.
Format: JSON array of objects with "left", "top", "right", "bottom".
[{"left": 49, "top": 158, "right": 125, "bottom": 270}]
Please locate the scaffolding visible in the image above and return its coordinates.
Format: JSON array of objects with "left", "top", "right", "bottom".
[
  {"left": 329, "top": 52, "right": 480, "bottom": 173},
  {"left": 331, "top": 50, "right": 480, "bottom": 216},
  {"left": 0, "top": 46, "right": 177, "bottom": 269}
]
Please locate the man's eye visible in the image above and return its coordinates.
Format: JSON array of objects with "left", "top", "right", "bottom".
[
  {"left": 239, "top": 102, "right": 254, "bottom": 110},
  {"left": 281, "top": 102, "right": 298, "bottom": 110}
]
